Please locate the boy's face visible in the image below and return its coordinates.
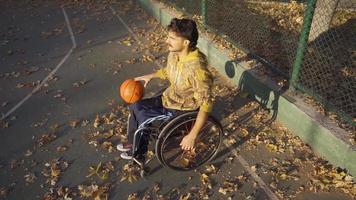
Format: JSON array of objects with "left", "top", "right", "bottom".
[{"left": 166, "top": 31, "right": 190, "bottom": 53}]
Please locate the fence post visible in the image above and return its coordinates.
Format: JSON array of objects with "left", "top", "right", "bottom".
[
  {"left": 290, "top": 0, "right": 317, "bottom": 89},
  {"left": 201, "top": 0, "right": 207, "bottom": 26}
]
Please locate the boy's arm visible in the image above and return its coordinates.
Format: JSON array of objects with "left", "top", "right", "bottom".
[
  {"left": 135, "top": 67, "right": 168, "bottom": 87},
  {"left": 180, "top": 65, "right": 214, "bottom": 150},
  {"left": 134, "top": 73, "right": 158, "bottom": 87},
  {"left": 180, "top": 108, "right": 209, "bottom": 150}
]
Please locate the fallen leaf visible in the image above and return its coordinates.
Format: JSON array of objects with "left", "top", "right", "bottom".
[
  {"left": 37, "top": 133, "right": 57, "bottom": 147},
  {"left": 0, "top": 187, "right": 9, "bottom": 198},
  {"left": 266, "top": 144, "right": 278, "bottom": 152},
  {"left": 128, "top": 193, "right": 138, "bottom": 200},
  {"left": 0, "top": 121, "right": 9, "bottom": 128},
  {"left": 94, "top": 115, "right": 102, "bottom": 128},
  {"left": 56, "top": 145, "right": 68, "bottom": 152},
  {"left": 1, "top": 102, "right": 8, "bottom": 107},
  {"left": 24, "top": 149, "right": 33, "bottom": 157},
  {"left": 69, "top": 119, "right": 80, "bottom": 128},
  {"left": 251, "top": 165, "right": 257, "bottom": 172},
  {"left": 24, "top": 173, "right": 37, "bottom": 183},
  {"left": 81, "top": 120, "right": 90, "bottom": 126}
]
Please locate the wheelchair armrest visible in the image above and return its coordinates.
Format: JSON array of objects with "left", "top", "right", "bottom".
[{"left": 151, "top": 87, "right": 167, "bottom": 98}]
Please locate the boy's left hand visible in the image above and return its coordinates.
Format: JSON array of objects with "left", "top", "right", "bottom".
[{"left": 180, "top": 134, "right": 196, "bottom": 150}]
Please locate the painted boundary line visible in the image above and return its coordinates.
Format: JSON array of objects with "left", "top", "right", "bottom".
[
  {"left": 223, "top": 140, "right": 279, "bottom": 200},
  {"left": 62, "top": 7, "right": 77, "bottom": 49},
  {"left": 110, "top": 4, "right": 279, "bottom": 200},
  {"left": 109, "top": 6, "right": 164, "bottom": 69},
  {"left": 1, "top": 7, "right": 76, "bottom": 121}
]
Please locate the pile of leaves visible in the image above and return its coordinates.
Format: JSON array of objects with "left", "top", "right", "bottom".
[{"left": 246, "top": 1, "right": 305, "bottom": 33}]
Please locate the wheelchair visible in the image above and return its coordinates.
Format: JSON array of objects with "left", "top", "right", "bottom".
[{"left": 128, "top": 110, "right": 223, "bottom": 177}]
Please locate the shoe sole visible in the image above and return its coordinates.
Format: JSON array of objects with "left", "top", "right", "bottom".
[
  {"left": 116, "top": 145, "right": 131, "bottom": 152},
  {"left": 120, "top": 153, "right": 133, "bottom": 160}
]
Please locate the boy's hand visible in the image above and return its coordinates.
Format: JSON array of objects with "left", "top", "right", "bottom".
[
  {"left": 180, "top": 134, "right": 196, "bottom": 150},
  {"left": 180, "top": 110, "right": 208, "bottom": 151},
  {"left": 134, "top": 74, "right": 154, "bottom": 87}
]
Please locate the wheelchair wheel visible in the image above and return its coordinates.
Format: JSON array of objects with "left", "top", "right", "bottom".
[{"left": 155, "top": 111, "right": 223, "bottom": 171}]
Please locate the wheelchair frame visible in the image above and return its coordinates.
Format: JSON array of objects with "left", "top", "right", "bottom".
[{"left": 129, "top": 111, "right": 223, "bottom": 177}]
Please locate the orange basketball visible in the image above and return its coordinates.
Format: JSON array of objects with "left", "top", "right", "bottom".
[{"left": 119, "top": 79, "right": 144, "bottom": 104}]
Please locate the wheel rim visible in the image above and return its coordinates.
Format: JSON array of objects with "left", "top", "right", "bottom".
[{"left": 160, "top": 118, "right": 222, "bottom": 171}]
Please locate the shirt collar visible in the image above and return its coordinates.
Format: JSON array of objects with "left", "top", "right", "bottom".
[{"left": 173, "top": 48, "right": 200, "bottom": 63}]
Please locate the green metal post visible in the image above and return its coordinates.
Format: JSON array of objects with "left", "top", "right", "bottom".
[
  {"left": 201, "top": 0, "right": 206, "bottom": 26},
  {"left": 290, "top": 0, "right": 317, "bottom": 88}
]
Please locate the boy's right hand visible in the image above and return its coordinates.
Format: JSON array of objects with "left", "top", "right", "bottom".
[{"left": 134, "top": 74, "right": 153, "bottom": 87}]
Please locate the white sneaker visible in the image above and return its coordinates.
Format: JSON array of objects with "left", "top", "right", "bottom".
[
  {"left": 120, "top": 152, "right": 133, "bottom": 160},
  {"left": 116, "top": 143, "right": 132, "bottom": 152}
]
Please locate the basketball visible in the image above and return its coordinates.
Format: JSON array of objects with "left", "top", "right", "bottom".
[{"left": 119, "top": 79, "right": 144, "bottom": 104}]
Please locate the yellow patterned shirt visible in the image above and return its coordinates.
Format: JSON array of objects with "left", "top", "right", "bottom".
[{"left": 155, "top": 49, "right": 213, "bottom": 112}]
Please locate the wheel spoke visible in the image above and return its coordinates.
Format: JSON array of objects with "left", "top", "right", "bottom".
[{"left": 158, "top": 113, "right": 223, "bottom": 171}]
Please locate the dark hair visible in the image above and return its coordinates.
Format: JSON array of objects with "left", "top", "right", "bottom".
[{"left": 167, "top": 18, "right": 198, "bottom": 49}]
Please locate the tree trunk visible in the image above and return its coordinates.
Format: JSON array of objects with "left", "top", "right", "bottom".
[{"left": 308, "top": 0, "right": 339, "bottom": 41}]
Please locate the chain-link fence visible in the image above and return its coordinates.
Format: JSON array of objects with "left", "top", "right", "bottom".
[
  {"left": 160, "top": 0, "right": 355, "bottom": 127},
  {"left": 295, "top": 0, "right": 355, "bottom": 127}
]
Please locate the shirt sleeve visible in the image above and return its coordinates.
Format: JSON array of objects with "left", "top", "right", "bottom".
[
  {"left": 191, "top": 65, "right": 214, "bottom": 113},
  {"left": 155, "top": 67, "right": 168, "bottom": 80},
  {"left": 155, "top": 53, "right": 173, "bottom": 80}
]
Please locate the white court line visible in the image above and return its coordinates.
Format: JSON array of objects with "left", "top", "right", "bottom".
[
  {"left": 1, "top": 7, "right": 76, "bottom": 121},
  {"left": 62, "top": 7, "right": 77, "bottom": 49},
  {"left": 109, "top": 5, "right": 279, "bottom": 200},
  {"left": 109, "top": 6, "right": 164, "bottom": 68},
  {"left": 223, "top": 140, "right": 279, "bottom": 200}
]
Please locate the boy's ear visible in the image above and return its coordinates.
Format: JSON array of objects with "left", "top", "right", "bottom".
[{"left": 183, "top": 39, "right": 190, "bottom": 47}]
